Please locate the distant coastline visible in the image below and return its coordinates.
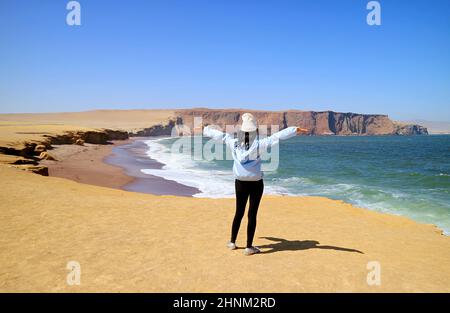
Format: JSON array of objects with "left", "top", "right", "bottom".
[
  {"left": 403, "top": 120, "right": 450, "bottom": 135},
  {"left": 132, "top": 108, "right": 429, "bottom": 137}
]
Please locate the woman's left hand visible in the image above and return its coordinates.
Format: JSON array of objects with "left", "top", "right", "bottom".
[{"left": 296, "top": 127, "right": 309, "bottom": 135}]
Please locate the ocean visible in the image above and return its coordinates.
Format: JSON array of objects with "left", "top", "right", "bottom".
[{"left": 139, "top": 135, "right": 450, "bottom": 235}]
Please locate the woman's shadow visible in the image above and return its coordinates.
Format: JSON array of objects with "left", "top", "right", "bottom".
[{"left": 257, "top": 237, "right": 363, "bottom": 254}]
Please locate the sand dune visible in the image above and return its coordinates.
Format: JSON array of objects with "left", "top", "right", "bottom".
[
  {"left": 0, "top": 110, "right": 175, "bottom": 132},
  {"left": 0, "top": 110, "right": 174, "bottom": 148},
  {"left": 0, "top": 122, "right": 95, "bottom": 148},
  {"left": 1, "top": 165, "right": 449, "bottom": 292}
]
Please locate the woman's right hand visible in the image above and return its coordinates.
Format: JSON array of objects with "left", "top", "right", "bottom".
[{"left": 296, "top": 127, "right": 309, "bottom": 135}]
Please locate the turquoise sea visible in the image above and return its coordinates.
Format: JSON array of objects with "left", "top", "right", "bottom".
[{"left": 141, "top": 135, "right": 450, "bottom": 235}]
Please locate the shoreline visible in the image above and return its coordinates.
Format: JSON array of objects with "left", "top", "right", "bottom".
[
  {"left": 105, "top": 138, "right": 200, "bottom": 196},
  {"left": 42, "top": 137, "right": 200, "bottom": 197},
  {"left": 42, "top": 137, "right": 449, "bottom": 236},
  {"left": 41, "top": 140, "right": 134, "bottom": 190}
]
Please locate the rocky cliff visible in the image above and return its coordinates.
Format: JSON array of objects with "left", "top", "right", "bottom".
[
  {"left": 0, "top": 129, "right": 129, "bottom": 158},
  {"left": 131, "top": 109, "right": 428, "bottom": 136},
  {"left": 0, "top": 129, "right": 129, "bottom": 176}
]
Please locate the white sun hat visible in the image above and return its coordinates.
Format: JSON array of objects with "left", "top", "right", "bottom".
[
  {"left": 240, "top": 113, "right": 258, "bottom": 132},
  {"left": 241, "top": 113, "right": 258, "bottom": 132}
]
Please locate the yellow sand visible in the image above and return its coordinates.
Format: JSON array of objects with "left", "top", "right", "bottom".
[
  {"left": 1, "top": 165, "right": 449, "bottom": 292},
  {"left": 0, "top": 109, "right": 175, "bottom": 133},
  {"left": 0, "top": 109, "right": 174, "bottom": 150},
  {"left": 0, "top": 122, "right": 96, "bottom": 148}
]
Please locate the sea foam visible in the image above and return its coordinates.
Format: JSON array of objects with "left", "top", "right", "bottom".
[{"left": 141, "top": 138, "right": 290, "bottom": 198}]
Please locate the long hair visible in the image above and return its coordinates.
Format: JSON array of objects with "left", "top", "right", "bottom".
[{"left": 237, "top": 129, "right": 259, "bottom": 150}]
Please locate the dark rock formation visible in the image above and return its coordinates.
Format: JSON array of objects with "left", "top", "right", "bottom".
[
  {"left": 42, "top": 129, "right": 129, "bottom": 146},
  {"left": 131, "top": 120, "right": 176, "bottom": 137},
  {"left": 395, "top": 124, "right": 429, "bottom": 135},
  {"left": 0, "top": 129, "right": 130, "bottom": 174},
  {"left": 19, "top": 165, "right": 49, "bottom": 176}
]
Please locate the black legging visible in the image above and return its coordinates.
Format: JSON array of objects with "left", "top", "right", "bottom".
[{"left": 231, "top": 179, "right": 264, "bottom": 248}]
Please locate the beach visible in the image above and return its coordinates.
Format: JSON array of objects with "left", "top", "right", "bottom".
[
  {"left": 40, "top": 141, "right": 134, "bottom": 190},
  {"left": 39, "top": 138, "right": 200, "bottom": 196},
  {"left": 0, "top": 114, "right": 450, "bottom": 292}
]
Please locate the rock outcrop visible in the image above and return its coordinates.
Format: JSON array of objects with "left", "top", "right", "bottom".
[
  {"left": 75, "top": 139, "right": 85, "bottom": 146},
  {"left": 0, "top": 129, "right": 129, "bottom": 176},
  {"left": 0, "top": 129, "right": 129, "bottom": 158},
  {"left": 34, "top": 144, "right": 47, "bottom": 153},
  {"left": 39, "top": 152, "right": 57, "bottom": 161},
  {"left": 44, "top": 130, "right": 127, "bottom": 145},
  {"left": 395, "top": 124, "right": 429, "bottom": 135},
  {"left": 132, "top": 120, "right": 177, "bottom": 137},
  {"left": 131, "top": 109, "right": 428, "bottom": 136}
]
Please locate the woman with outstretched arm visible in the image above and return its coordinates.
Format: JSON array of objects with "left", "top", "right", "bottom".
[{"left": 202, "top": 113, "right": 308, "bottom": 256}]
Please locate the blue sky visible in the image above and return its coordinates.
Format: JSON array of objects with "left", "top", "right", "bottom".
[{"left": 0, "top": 0, "right": 449, "bottom": 121}]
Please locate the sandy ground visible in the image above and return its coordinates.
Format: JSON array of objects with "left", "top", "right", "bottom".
[
  {"left": 0, "top": 110, "right": 175, "bottom": 134},
  {"left": 0, "top": 122, "right": 96, "bottom": 148},
  {"left": 1, "top": 165, "right": 450, "bottom": 292}
]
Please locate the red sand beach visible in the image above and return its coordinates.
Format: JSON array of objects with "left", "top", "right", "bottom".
[{"left": 41, "top": 138, "right": 200, "bottom": 196}]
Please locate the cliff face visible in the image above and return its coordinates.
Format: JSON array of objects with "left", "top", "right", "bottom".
[
  {"left": 0, "top": 128, "right": 129, "bottom": 158},
  {"left": 133, "top": 109, "right": 428, "bottom": 136},
  {"left": 0, "top": 129, "right": 129, "bottom": 176}
]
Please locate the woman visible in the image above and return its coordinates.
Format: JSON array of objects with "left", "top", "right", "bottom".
[{"left": 203, "top": 113, "right": 308, "bottom": 256}]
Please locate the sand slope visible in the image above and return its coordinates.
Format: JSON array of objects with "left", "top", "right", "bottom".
[
  {"left": 0, "top": 110, "right": 175, "bottom": 133},
  {"left": 1, "top": 166, "right": 449, "bottom": 292},
  {"left": 0, "top": 110, "right": 174, "bottom": 149},
  {"left": 0, "top": 122, "right": 96, "bottom": 148}
]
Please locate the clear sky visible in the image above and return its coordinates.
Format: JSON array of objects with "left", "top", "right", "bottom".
[{"left": 0, "top": 0, "right": 449, "bottom": 121}]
